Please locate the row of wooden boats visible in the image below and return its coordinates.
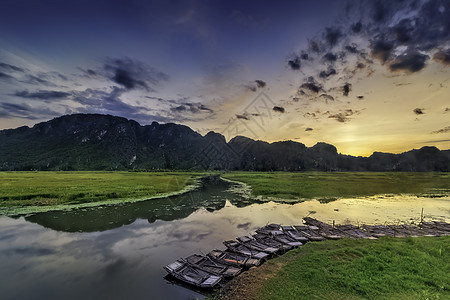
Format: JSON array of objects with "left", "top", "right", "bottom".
[{"left": 163, "top": 217, "right": 450, "bottom": 289}]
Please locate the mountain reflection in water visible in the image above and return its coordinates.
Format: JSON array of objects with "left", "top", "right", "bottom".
[{"left": 25, "top": 176, "right": 251, "bottom": 232}]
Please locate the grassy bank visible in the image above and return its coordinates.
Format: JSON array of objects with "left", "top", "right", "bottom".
[
  {"left": 220, "top": 236, "right": 450, "bottom": 300},
  {"left": 0, "top": 171, "right": 205, "bottom": 208},
  {"left": 222, "top": 172, "right": 450, "bottom": 201}
]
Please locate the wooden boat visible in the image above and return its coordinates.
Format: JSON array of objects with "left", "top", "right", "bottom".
[
  {"left": 256, "top": 229, "right": 303, "bottom": 247},
  {"left": 252, "top": 233, "right": 292, "bottom": 252},
  {"left": 163, "top": 259, "right": 222, "bottom": 288},
  {"left": 292, "top": 225, "right": 325, "bottom": 241},
  {"left": 185, "top": 254, "right": 241, "bottom": 278},
  {"left": 397, "top": 224, "right": 427, "bottom": 237},
  {"left": 223, "top": 240, "right": 270, "bottom": 259},
  {"left": 280, "top": 225, "right": 309, "bottom": 242},
  {"left": 420, "top": 222, "right": 450, "bottom": 236},
  {"left": 361, "top": 225, "right": 391, "bottom": 238},
  {"left": 335, "top": 224, "right": 376, "bottom": 239},
  {"left": 303, "top": 217, "right": 346, "bottom": 239},
  {"left": 236, "top": 236, "right": 279, "bottom": 254},
  {"left": 207, "top": 249, "right": 260, "bottom": 268},
  {"left": 257, "top": 223, "right": 281, "bottom": 234},
  {"left": 432, "top": 221, "right": 450, "bottom": 232},
  {"left": 303, "top": 217, "right": 328, "bottom": 228}
]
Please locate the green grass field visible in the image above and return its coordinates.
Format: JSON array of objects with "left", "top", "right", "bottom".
[
  {"left": 222, "top": 172, "right": 450, "bottom": 201},
  {"left": 255, "top": 236, "right": 450, "bottom": 300},
  {"left": 0, "top": 171, "right": 204, "bottom": 207}
]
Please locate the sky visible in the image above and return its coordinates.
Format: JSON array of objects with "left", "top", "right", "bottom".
[{"left": 0, "top": 0, "right": 449, "bottom": 156}]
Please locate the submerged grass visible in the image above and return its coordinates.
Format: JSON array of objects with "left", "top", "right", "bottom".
[
  {"left": 0, "top": 171, "right": 206, "bottom": 209},
  {"left": 222, "top": 172, "right": 450, "bottom": 200},
  {"left": 238, "top": 236, "right": 450, "bottom": 300}
]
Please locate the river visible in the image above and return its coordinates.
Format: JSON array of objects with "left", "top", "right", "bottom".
[{"left": 0, "top": 176, "right": 449, "bottom": 300}]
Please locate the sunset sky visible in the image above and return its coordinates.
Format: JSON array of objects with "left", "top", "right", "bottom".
[{"left": 0, "top": 0, "right": 449, "bottom": 156}]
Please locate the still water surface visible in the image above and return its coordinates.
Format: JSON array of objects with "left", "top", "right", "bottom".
[{"left": 1, "top": 176, "right": 449, "bottom": 300}]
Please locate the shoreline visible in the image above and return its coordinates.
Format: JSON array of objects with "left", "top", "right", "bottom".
[{"left": 0, "top": 175, "right": 206, "bottom": 217}]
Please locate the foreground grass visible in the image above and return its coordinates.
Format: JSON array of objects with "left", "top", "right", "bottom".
[
  {"left": 0, "top": 171, "right": 205, "bottom": 207},
  {"left": 222, "top": 172, "right": 450, "bottom": 201},
  {"left": 224, "top": 236, "right": 450, "bottom": 300}
]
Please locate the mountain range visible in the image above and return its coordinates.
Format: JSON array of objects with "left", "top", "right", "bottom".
[{"left": 0, "top": 114, "right": 449, "bottom": 171}]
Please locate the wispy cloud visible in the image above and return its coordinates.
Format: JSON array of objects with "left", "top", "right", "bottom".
[
  {"left": 431, "top": 126, "right": 450, "bottom": 134},
  {"left": 328, "top": 109, "right": 359, "bottom": 123},
  {"left": 13, "top": 90, "right": 71, "bottom": 101}
]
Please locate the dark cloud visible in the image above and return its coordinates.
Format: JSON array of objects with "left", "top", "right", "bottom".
[
  {"left": 170, "top": 102, "right": 214, "bottom": 114},
  {"left": 246, "top": 80, "right": 267, "bottom": 91},
  {"left": 395, "top": 82, "right": 412, "bottom": 86},
  {"left": 14, "top": 90, "right": 71, "bottom": 100},
  {"left": 389, "top": 52, "right": 429, "bottom": 73},
  {"left": 345, "top": 44, "right": 360, "bottom": 54},
  {"left": 0, "top": 62, "right": 25, "bottom": 73},
  {"left": 371, "top": 0, "right": 391, "bottom": 22},
  {"left": 342, "top": 83, "right": 352, "bottom": 96},
  {"left": 0, "top": 102, "right": 61, "bottom": 120},
  {"left": 303, "top": 112, "right": 317, "bottom": 118},
  {"left": 273, "top": 106, "right": 285, "bottom": 113},
  {"left": 323, "top": 52, "right": 338, "bottom": 62},
  {"left": 78, "top": 68, "right": 98, "bottom": 77},
  {"left": 245, "top": 85, "right": 257, "bottom": 92},
  {"left": 37, "top": 71, "right": 69, "bottom": 82},
  {"left": 319, "top": 68, "right": 337, "bottom": 78},
  {"left": 104, "top": 57, "right": 169, "bottom": 91},
  {"left": 0, "top": 63, "right": 69, "bottom": 87},
  {"left": 300, "top": 82, "right": 322, "bottom": 93},
  {"left": 414, "top": 0, "right": 450, "bottom": 51},
  {"left": 287, "top": 0, "right": 450, "bottom": 95},
  {"left": 22, "top": 74, "right": 57, "bottom": 87},
  {"left": 300, "top": 78, "right": 322, "bottom": 94},
  {"left": 431, "top": 126, "right": 450, "bottom": 134},
  {"left": 308, "top": 41, "right": 321, "bottom": 53},
  {"left": 328, "top": 109, "right": 357, "bottom": 123},
  {"left": 357, "top": 95, "right": 364, "bottom": 99},
  {"left": 255, "top": 80, "right": 266, "bottom": 88},
  {"left": 305, "top": 127, "right": 313, "bottom": 131},
  {"left": 393, "top": 18, "right": 413, "bottom": 44},
  {"left": 300, "top": 52, "right": 309, "bottom": 60},
  {"left": 324, "top": 27, "right": 342, "bottom": 47},
  {"left": 171, "top": 105, "right": 186, "bottom": 112},
  {"left": 287, "top": 55, "right": 301, "bottom": 70},
  {"left": 413, "top": 108, "right": 424, "bottom": 115},
  {"left": 433, "top": 49, "right": 450, "bottom": 66},
  {"left": 1, "top": 102, "right": 31, "bottom": 113},
  {"left": 370, "top": 38, "right": 394, "bottom": 63},
  {"left": 0, "top": 71, "right": 15, "bottom": 81},
  {"left": 351, "top": 22, "right": 362, "bottom": 33},
  {"left": 236, "top": 114, "right": 249, "bottom": 120},
  {"left": 319, "top": 94, "right": 335, "bottom": 102},
  {"left": 144, "top": 96, "right": 165, "bottom": 102}
]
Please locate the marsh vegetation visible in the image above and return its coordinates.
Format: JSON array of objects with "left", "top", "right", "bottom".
[
  {"left": 222, "top": 172, "right": 450, "bottom": 201},
  {"left": 0, "top": 171, "right": 203, "bottom": 207}
]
